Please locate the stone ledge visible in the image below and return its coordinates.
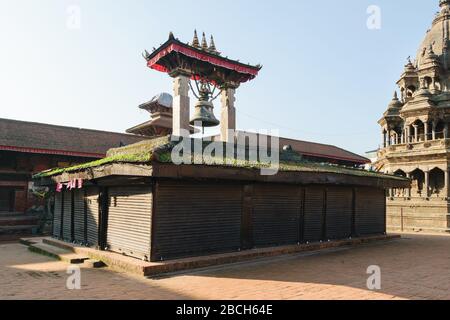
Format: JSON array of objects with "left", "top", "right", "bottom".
[{"left": 23, "top": 234, "right": 400, "bottom": 277}]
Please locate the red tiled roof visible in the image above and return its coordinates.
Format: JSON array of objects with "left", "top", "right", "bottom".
[
  {"left": 278, "top": 136, "right": 369, "bottom": 164},
  {"left": 213, "top": 132, "right": 369, "bottom": 165},
  {"left": 0, "top": 118, "right": 147, "bottom": 158}
]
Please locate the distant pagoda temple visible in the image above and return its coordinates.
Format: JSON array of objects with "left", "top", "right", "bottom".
[
  {"left": 376, "top": 0, "right": 450, "bottom": 233},
  {"left": 142, "top": 31, "right": 261, "bottom": 141}
]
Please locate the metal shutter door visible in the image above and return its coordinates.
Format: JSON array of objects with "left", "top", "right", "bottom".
[
  {"left": 107, "top": 186, "right": 152, "bottom": 261},
  {"left": 53, "top": 192, "right": 63, "bottom": 238},
  {"left": 252, "top": 184, "right": 301, "bottom": 247},
  {"left": 355, "top": 188, "right": 386, "bottom": 236},
  {"left": 86, "top": 187, "right": 100, "bottom": 247},
  {"left": 304, "top": 187, "right": 324, "bottom": 242},
  {"left": 153, "top": 181, "right": 242, "bottom": 261},
  {"left": 62, "top": 190, "right": 72, "bottom": 241},
  {"left": 73, "top": 189, "right": 85, "bottom": 243},
  {"left": 326, "top": 187, "right": 352, "bottom": 240}
]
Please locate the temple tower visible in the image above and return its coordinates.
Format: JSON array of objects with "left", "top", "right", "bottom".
[{"left": 376, "top": 1, "right": 450, "bottom": 233}]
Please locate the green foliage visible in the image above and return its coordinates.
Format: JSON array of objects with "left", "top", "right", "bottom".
[{"left": 33, "top": 151, "right": 152, "bottom": 178}]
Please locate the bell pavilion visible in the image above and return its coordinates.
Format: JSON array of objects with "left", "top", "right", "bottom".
[{"left": 377, "top": 0, "right": 450, "bottom": 233}]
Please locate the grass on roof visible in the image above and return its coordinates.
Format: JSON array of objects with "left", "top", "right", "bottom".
[
  {"left": 33, "top": 151, "right": 152, "bottom": 178},
  {"left": 33, "top": 136, "right": 406, "bottom": 182}
]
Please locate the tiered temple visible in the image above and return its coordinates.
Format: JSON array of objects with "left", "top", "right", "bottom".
[{"left": 376, "top": 0, "right": 450, "bottom": 233}]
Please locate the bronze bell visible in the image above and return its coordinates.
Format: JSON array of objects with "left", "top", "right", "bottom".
[{"left": 190, "top": 86, "right": 220, "bottom": 127}]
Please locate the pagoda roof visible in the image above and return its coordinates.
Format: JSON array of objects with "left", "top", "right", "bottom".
[{"left": 144, "top": 35, "right": 262, "bottom": 85}]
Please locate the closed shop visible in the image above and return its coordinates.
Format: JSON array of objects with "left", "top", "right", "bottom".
[
  {"left": 303, "top": 187, "right": 325, "bottom": 242},
  {"left": 252, "top": 184, "right": 302, "bottom": 247},
  {"left": 62, "top": 190, "right": 72, "bottom": 241},
  {"left": 86, "top": 187, "right": 100, "bottom": 247},
  {"left": 53, "top": 192, "right": 63, "bottom": 238},
  {"left": 153, "top": 181, "right": 242, "bottom": 261},
  {"left": 0, "top": 188, "right": 14, "bottom": 212},
  {"left": 73, "top": 189, "right": 85, "bottom": 244},
  {"left": 326, "top": 187, "right": 353, "bottom": 240},
  {"left": 106, "top": 186, "right": 152, "bottom": 261},
  {"left": 355, "top": 187, "right": 386, "bottom": 236}
]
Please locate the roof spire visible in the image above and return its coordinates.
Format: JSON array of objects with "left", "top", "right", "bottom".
[
  {"left": 192, "top": 30, "right": 200, "bottom": 48},
  {"left": 169, "top": 31, "right": 175, "bottom": 40},
  {"left": 209, "top": 35, "right": 217, "bottom": 53},
  {"left": 440, "top": 0, "right": 450, "bottom": 8},
  {"left": 393, "top": 91, "right": 398, "bottom": 100},
  {"left": 201, "top": 32, "right": 208, "bottom": 50}
]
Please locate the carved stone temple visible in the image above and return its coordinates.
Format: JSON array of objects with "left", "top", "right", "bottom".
[{"left": 376, "top": 0, "right": 450, "bottom": 233}]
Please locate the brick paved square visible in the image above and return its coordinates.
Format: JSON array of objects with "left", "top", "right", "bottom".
[{"left": 0, "top": 234, "right": 449, "bottom": 300}]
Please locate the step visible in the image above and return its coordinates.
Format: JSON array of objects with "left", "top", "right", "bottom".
[
  {"left": 0, "top": 215, "right": 39, "bottom": 226},
  {"left": 0, "top": 225, "right": 38, "bottom": 235},
  {"left": 28, "top": 242, "right": 90, "bottom": 264}
]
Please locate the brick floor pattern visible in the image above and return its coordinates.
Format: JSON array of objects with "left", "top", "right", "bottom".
[{"left": 1, "top": 234, "right": 449, "bottom": 300}]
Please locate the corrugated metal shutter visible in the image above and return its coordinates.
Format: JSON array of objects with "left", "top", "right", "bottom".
[
  {"left": 86, "top": 187, "right": 100, "bottom": 247},
  {"left": 107, "top": 186, "right": 152, "bottom": 261},
  {"left": 73, "top": 189, "right": 85, "bottom": 244},
  {"left": 252, "top": 184, "right": 301, "bottom": 247},
  {"left": 62, "top": 190, "right": 72, "bottom": 241},
  {"left": 153, "top": 181, "right": 242, "bottom": 261},
  {"left": 53, "top": 192, "right": 63, "bottom": 238},
  {"left": 355, "top": 187, "right": 386, "bottom": 236},
  {"left": 303, "top": 187, "right": 325, "bottom": 242},
  {"left": 326, "top": 187, "right": 352, "bottom": 240}
]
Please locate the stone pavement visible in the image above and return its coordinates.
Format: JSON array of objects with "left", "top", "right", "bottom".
[{"left": 1, "top": 233, "right": 449, "bottom": 300}]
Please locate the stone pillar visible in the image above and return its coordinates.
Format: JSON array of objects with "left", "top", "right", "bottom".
[
  {"left": 171, "top": 72, "right": 190, "bottom": 137},
  {"left": 407, "top": 126, "right": 411, "bottom": 143},
  {"left": 413, "top": 125, "right": 418, "bottom": 142},
  {"left": 445, "top": 169, "right": 450, "bottom": 199},
  {"left": 425, "top": 171, "right": 430, "bottom": 198},
  {"left": 382, "top": 132, "right": 386, "bottom": 148},
  {"left": 220, "top": 86, "right": 237, "bottom": 143},
  {"left": 445, "top": 123, "right": 449, "bottom": 139},
  {"left": 432, "top": 121, "right": 437, "bottom": 140},
  {"left": 424, "top": 122, "right": 429, "bottom": 141}
]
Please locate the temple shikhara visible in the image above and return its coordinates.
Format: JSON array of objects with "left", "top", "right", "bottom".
[{"left": 377, "top": 0, "right": 450, "bottom": 233}]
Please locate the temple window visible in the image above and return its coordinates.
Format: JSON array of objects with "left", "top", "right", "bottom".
[
  {"left": 410, "top": 169, "right": 425, "bottom": 196},
  {"left": 424, "top": 77, "right": 433, "bottom": 89},
  {"left": 412, "top": 120, "right": 425, "bottom": 142},
  {"left": 393, "top": 170, "right": 407, "bottom": 197},
  {"left": 406, "top": 85, "right": 416, "bottom": 97},
  {"left": 434, "top": 121, "right": 445, "bottom": 140},
  {"left": 429, "top": 168, "right": 445, "bottom": 196}
]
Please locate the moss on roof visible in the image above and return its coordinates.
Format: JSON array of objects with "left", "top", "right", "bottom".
[
  {"left": 34, "top": 151, "right": 152, "bottom": 178},
  {"left": 33, "top": 136, "right": 407, "bottom": 182}
]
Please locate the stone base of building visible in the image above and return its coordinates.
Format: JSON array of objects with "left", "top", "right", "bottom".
[{"left": 387, "top": 198, "right": 450, "bottom": 234}]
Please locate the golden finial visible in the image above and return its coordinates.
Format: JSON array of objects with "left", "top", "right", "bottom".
[
  {"left": 209, "top": 35, "right": 217, "bottom": 53},
  {"left": 192, "top": 30, "right": 200, "bottom": 48},
  {"left": 201, "top": 32, "right": 208, "bottom": 50}
]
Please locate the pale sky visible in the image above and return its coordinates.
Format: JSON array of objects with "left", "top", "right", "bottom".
[{"left": 0, "top": 0, "right": 438, "bottom": 155}]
